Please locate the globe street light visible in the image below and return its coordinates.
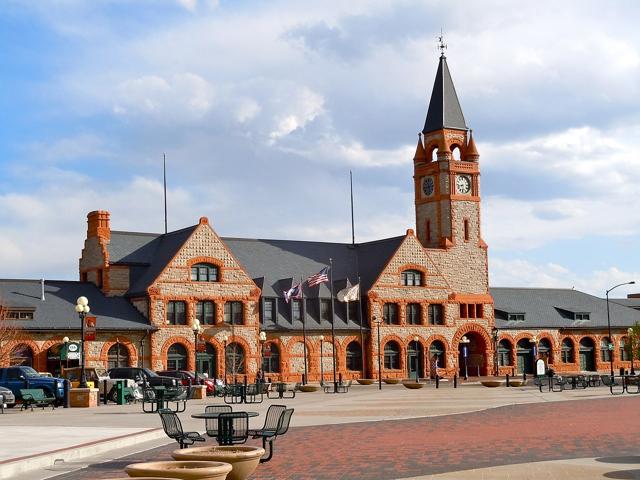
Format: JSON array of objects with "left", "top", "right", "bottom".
[
  {"left": 74, "top": 296, "right": 90, "bottom": 388},
  {"left": 192, "top": 319, "right": 203, "bottom": 384},
  {"left": 413, "top": 336, "right": 420, "bottom": 382},
  {"left": 628, "top": 327, "right": 636, "bottom": 375},
  {"left": 460, "top": 336, "right": 470, "bottom": 380},
  {"left": 259, "top": 331, "right": 267, "bottom": 381},
  {"left": 319, "top": 335, "right": 324, "bottom": 384},
  {"left": 606, "top": 281, "right": 636, "bottom": 378},
  {"left": 373, "top": 316, "right": 383, "bottom": 390}
]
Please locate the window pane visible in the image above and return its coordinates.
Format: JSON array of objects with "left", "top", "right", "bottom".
[
  {"left": 292, "top": 300, "right": 302, "bottom": 322},
  {"left": 204, "top": 302, "right": 215, "bottom": 324},
  {"left": 263, "top": 299, "right": 273, "bottom": 322},
  {"left": 191, "top": 267, "right": 198, "bottom": 281},
  {"left": 320, "top": 300, "right": 331, "bottom": 321}
]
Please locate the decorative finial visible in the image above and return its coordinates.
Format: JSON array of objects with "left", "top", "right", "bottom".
[
  {"left": 418, "top": 132, "right": 422, "bottom": 140},
  {"left": 437, "top": 29, "right": 447, "bottom": 58}
]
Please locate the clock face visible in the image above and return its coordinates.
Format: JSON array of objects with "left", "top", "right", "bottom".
[
  {"left": 422, "top": 176, "right": 435, "bottom": 197},
  {"left": 456, "top": 175, "right": 471, "bottom": 194}
]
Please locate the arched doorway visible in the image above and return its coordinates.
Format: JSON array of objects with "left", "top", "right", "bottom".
[
  {"left": 226, "top": 343, "right": 245, "bottom": 382},
  {"left": 345, "top": 341, "right": 362, "bottom": 372},
  {"left": 579, "top": 337, "right": 596, "bottom": 371},
  {"left": 10, "top": 344, "right": 34, "bottom": 367},
  {"left": 167, "top": 343, "right": 188, "bottom": 370},
  {"left": 262, "top": 343, "right": 280, "bottom": 374},
  {"left": 516, "top": 339, "right": 535, "bottom": 374},
  {"left": 538, "top": 338, "right": 552, "bottom": 365},
  {"left": 429, "top": 340, "right": 446, "bottom": 378},
  {"left": 407, "top": 339, "right": 423, "bottom": 380},
  {"left": 46, "top": 344, "right": 65, "bottom": 376},
  {"left": 197, "top": 344, "right": 216, "bottom": 380},
  {"left": 108, "top": 343, "right": 129, "bottom": 369},
  {"left": 458, "top": 333, "right": 488, "bottom": 377}
]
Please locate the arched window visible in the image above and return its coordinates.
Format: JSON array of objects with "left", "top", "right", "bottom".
[
  {"left": 561, "top": 338, "right": 574, "bottom": 363},
  {"left": 167, "top": 343, "right": 188, "bottom": 370},
  {"left": 430, "top": 147, "right": 438, "bottom": 162},
  {"left": 429, "top": 340, "right": 446, "bottom": 369},
  {"left": 383, "top": 341, "right": 400, "bottom": 370},
  {"left": 451, "top": 145, "right": 461, "bottom": 161},
  {"left": 401, "top": 270, "right": 422, "bottom": 287},
  {"left": 620, "top": 337, "right": 630, "bottom": 362},
  {"left": 600, "top": 337, "right": 612, "bottom": 362},
  {"left": 406, "top": 303, "right": 421, "bottom": 325},
  {"left": 226, "top": 343, "right": 245, "bottom": 376},
  {"left": 498, "top": 339, "right": 512, "bottom": 366},
  {"left": 191, "top": 263, "right": 219, "bottom": 282},
  {"left": 538, "top": 338, "right": 552, "bottom": 364},
  {"left": 262, "top": 343, "right": 280, "bottom": 373},
  {"left": 10, "top": 344, "right": 33, "bottom": 366},
  {"left": 346, "top": 341, "right": 362, "bottom": 371},
  {"left": 108, "top": 343, "right": 129, "bottom": 369}
]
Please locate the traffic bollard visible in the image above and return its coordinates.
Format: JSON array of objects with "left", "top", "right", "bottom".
[
  {"left": 435, "top": 375, "right": 440, "bottom": 389},
  {"left": 63, "top": 379, "right": 71, "bottom": 408},
  {"left": 506, "top": 374, "right": 510, "bottom": 387},
  {"left": 453, "top": 374, "right": 457, "bottom": 388}
]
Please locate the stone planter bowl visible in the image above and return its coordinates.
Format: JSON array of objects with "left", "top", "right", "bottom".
[
  {"left": 172, "top": 446, "right": 265, "bottom": 480},
  {"left": 125, "top": 460, "right": 232, "bottom": 479},
  {"left": 383, "top": 378, "right": 401, "bottom": 384},
  {"left": 509, "top": 379, "right": 527, "bottom": 387},
  {"left": 402, "top": 381, "right": 424, "bottom": 389},
  {"left": 356, "top": 378, "right": 375, "bottom": 385},
  {"left": 107, "top": 478, "right": 177, "bottom": 480},
  {"left": 298, "top": 384, "right": 320, "bottom": 392},
  {"left": 481, "top": 380, "right": 504, "bottom": 388}
]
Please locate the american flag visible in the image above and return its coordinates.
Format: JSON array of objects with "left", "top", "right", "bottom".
[
  {"left": 306, "top": 267, "right": 329, "bottom": 287},
  {"left": 284, "top": 283, "right": 302, "bottom": 303}
]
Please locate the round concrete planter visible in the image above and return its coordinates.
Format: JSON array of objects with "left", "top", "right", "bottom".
[
  {"left": 402, "top": 381, "right": 424, "bottom": 389},
  {"left": 298, "top": 384, "right": 320, "bottom": 392},
  {"left": 108, "top": 478, "right": 177, "bottom": 480},
  {"left": 509, "top": 379, "right": 527, "bottom": 387},
  {"left": 481, "top": 380, "right": 504, "bottom": 388},
  {"left": 172, "top": 446, "right": 265, "bottom": 480},
  {"left": 356, "top": 378, "right": 375, "bottom": 385},
  {"left": 383, "top": 378, "right": 401, "bottom": 384},
  {"left": 125, "top": 460, "right": 232, "bottom": 479}
]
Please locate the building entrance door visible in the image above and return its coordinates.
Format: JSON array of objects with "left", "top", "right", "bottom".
[
  {"left": 407, "top": 341, "right": 423, "bottom": 380},
  {"left": 197, "top": 344, "right": 217, "bottom": 380}
]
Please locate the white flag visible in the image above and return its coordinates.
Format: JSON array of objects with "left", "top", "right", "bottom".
[{"left": 337, "top": 284, "right": 359, "bottom": 302}]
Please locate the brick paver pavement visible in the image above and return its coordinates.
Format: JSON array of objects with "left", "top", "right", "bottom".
[{"left": 53, "top": 396, "right": 640, "bottom": 480}]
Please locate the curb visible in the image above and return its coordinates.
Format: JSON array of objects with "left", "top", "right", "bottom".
[{"left": 0, "top": 428, "right": 166, "bottom": 480}]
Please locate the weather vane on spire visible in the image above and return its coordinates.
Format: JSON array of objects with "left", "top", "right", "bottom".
[{"left": 437, "top": 30, "right": 447, "bottom": 57}]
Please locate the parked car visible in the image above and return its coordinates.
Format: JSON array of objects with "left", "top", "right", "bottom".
[
  {"left": 107, "top": 367, "right": 178, "bottom": 388},
  {"left": 0, "top": 386, "right": 16, "bottom": 408},
  {"left": 156, "top": 370, "right": 215, "bottom": 395},
  {"left": 61, "top": 367, "right": 138, "bottom": 402},
  {"left": 0, "top": 366, "right": 65, "bottom": 405}
]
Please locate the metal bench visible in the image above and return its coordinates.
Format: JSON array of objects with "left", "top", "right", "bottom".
[
  {"left": 250, "top": 408, "right": 294, "bottom": 463},
  {"left": 267, "top": 382, "right": 296, "bottom": 399},
  {"left": 19, "top": 388, "right": 56, "bottom": 411},
  {"left": 216, "top": 412, "right": 249, "bottom": 446},
  {"left": 158, "top": 408, "right": 205, "bottom": 449},
  {"left": 204, "top": 405, "right": 232, "bottom": 438}
]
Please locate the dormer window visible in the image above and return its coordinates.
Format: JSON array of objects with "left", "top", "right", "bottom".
[
  {"left": 575, "top": 312, "right": 590, "bottom": 321},
  {"left": 3, "top": 309, "right": 35, "bottom": 320},
  {"left": 507, "top": 313, "right": 525, "bottom": 322},
  {"left": 191, "top": 263, "right": 219, "bottom": 282},
  {"left": 401, "top": 270, "right": 422, "bottom": 286}
]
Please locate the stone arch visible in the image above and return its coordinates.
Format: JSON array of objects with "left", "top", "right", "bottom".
[
  {"left": 99, "top": 337, "right": 138, "bottom": 367},
  {"left": 453, "top": 324, "right": 492, "bottom": 376},
  {"left": 450, "top": 143, "right": 462, "bottom": 160},
  {"left": 160, "top": 336, "right": 194, "bottom": 370},
  {"left": 187, "top": 256, "right": 225, "bottom": 282},
  {"left": 6, "top": 340, "right": 40, "bottom": 369}
]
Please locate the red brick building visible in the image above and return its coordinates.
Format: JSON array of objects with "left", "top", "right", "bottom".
[{"left": 2, "top": 52, "right": 639, "bottom": 380}]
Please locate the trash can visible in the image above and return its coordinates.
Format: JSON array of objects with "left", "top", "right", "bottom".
[{"left": 116, "top": 380, "right": 126, "bottom": 405}]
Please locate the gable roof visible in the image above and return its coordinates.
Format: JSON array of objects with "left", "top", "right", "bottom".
[
  {"left": 422, "top": 55, "right": 467, "bottom": 134},
  {"left": 0, "top": 279, "right": 152, "bottom": 331},
  {"left": 492, "top": 287, "right": 640, "bottom": 329}
]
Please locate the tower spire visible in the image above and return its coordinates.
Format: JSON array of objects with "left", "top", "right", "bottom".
[{"left": 422, "top": 39, "right": 467, "bottom": 134}]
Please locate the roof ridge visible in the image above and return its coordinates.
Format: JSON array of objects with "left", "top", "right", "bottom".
[{"left": 0, "top": 278, "right": 91, "bottom": 284}]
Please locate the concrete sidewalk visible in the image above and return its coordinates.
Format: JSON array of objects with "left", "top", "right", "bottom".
[{"left": 0, "top": 381, "right": 627, "bottom": 479}]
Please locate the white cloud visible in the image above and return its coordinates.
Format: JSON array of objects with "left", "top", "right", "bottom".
[{"left": 268, "top": 87, "right": 324, "bottom": 141}]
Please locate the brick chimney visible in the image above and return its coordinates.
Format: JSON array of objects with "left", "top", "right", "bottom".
[{"left": 87, "top": 210, "right": 111, "bottom": 241}]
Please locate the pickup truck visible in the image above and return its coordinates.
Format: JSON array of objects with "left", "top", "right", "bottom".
[
  {"left": 107, "top": 367, "right": 178, "bottom": 388},
  {"left": 0, "top": 366, "right": 65, "bottom": 405}
]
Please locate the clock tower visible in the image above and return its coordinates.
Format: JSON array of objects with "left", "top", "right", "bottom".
[{"left": 414, "top": 50, "right": 483, "bottom": 251}]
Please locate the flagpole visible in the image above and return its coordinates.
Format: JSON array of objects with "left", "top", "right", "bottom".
[
  {"left": 329, "top": 258, "right": 337, "bottom": 393},
  {"left": 357, "top": 276, "right": 365, "bottom": 378},
  {"left": 300, "top": 276, "right": 308, "bottom": 385},
  {"left": 350, "top": 170, "right": 355, "bottom": 247},
  {"left": 163, "top": 153, "right": 168, "bottom": 234}
]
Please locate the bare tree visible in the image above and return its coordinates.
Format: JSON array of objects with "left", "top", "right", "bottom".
[{"left": 0, "top": 301, "right": 22, "bottom": 367}]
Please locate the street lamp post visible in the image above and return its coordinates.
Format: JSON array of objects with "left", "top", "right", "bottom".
[
  {"left": 413, "top": 336, "right": 420, "bottom": 382},
  {"left": 319, "top": 335, "right": 324, "bottom": 384},
  {"left": 373, "top": 316, "right": 383, "bottom": 390},
  {"left": 259, "top": 331, "right": 266, "bottom": 380},
  {"left": 531, "top": 335, "right": 538, "bottom": 376},
  {"left": 628, "top": 327, "right": 635, "bottom": 375},
  {"left": 606, "top": 281, "right": 636, "bottom": 378},
  {"left": 192, "top": 320, "right": 202, "bottom": 384},
  {"left": 460, "top": 336, "right": 470, "bottom": 380},
  {"left": 62, "top": 336, "right": 69, "bottom": 373},
  {"left": 491, "top": 327, "right": 499, "bottom": 377},
  {"left": 74, "top": 296, "right": 90, "bottom": 388},
  {"left": 221, "top": 334, "right": 229, "bottom": 385}
]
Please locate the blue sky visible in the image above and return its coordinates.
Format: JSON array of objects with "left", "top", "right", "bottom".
[{"left": 1, "top": 0, "right": 639, "bottom": 298}]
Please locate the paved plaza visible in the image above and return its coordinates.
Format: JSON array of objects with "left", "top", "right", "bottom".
[{"left": 2, "top": 381, "right": 640, "bottom": 479}]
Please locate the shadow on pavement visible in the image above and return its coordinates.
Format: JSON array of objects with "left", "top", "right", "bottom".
[
  {"left": 597, "top": 457, "right": 640, "bottom": 465},
  {"left": 603, "top": 470, "right": 640, "bottom": 479}
]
